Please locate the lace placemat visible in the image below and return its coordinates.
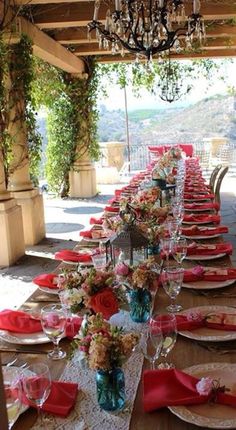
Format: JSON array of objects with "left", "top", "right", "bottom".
[{"left": 32, "top": 311, "right": 144, "bottom": 430}]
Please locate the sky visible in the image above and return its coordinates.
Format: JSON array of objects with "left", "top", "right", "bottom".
[{"left": 98, "top": 58, "right": 236, "bottom": 112}]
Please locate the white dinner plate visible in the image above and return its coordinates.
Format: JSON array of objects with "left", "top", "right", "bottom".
[
  {"left": 83, "top": 236, "right": 110, "bottom": 243},
  {"left": 169, "top": 362, "right": 236, "bottom": 428},
  {"left": 182, "top": 234, "right": 221, "bottom": 239},
  {"left": 182, "top": 220, "right": 214, "bottom": 225},
  {"left": 182, "top": 279, "right": 235, "bottom": 290},
  {"left": 184, "top": 198, "right": 212, "bottom": 202},
  {"left": 0, "top": 329, "right": 53, "bottom": 345},
  {"left": 185, "top": 253, "right": 226, "bottom": 260},
  {"left": 184, "top": 208, "right": 213, "bottom": 212},
  {"left": 178, "top": 305, "right": 236, "bottom": 342},
  {"left": 38, "top": 285, "right": 59, "bottom": 295}
]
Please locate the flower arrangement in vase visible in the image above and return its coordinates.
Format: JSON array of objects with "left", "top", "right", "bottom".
[
  {"left": 59, "top": 268, "right": 119, "bottom": 320},
  {"left": 72, "top": 313, "right": 139, "bottom": 411}
]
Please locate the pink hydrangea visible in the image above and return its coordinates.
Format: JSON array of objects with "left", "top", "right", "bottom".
[
  {"left": 196, "top": 377, "right": 213, "bottom": 396},
  {"left": 114, "top": 262, "right": 130, "bottom": 277},
  {"left": 186, "top": 310, "right": 203, "bottom": 322}
]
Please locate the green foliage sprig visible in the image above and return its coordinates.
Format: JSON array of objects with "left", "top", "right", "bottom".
[{"left": 0, "top": 34, "right": 11, "bottom": 187}]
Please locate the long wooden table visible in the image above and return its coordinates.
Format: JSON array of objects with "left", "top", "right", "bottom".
[{"left": 3, "top": 238, "right": 236, "bottom": 429}]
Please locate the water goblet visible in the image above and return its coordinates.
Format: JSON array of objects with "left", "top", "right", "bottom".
[
  {"left": 160, "top": 238, "right": 173, "bottom": 265},
  {"left": 162, "top": 266, "right": 184, "bottom": 313},
  {"left": 172, "top": 205, "right": 184, "bottom": 224},
  {"left": 167, "top": 220, "right": 181, "bottom": 240},
  {"left": 22, "top": 363, "right": 51, "bottom": 429},
  {"left": 3, "top": 367, "right": 22, "bottom": 429},
  {"left": 41, "top": 304, "right": 67, "bottom": 360},
  {"left": 172, "top": 238, "right": 187, "bottom": 265},
  {"left": 150, "top": 313, "right": 177, "bottom": 368},
  {"left": 140, "top": 325, "right": 163, "bottom": 370}
]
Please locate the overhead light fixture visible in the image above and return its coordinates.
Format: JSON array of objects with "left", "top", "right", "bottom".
[
  {"left": 158, "top": 54, "right": 191, "bottom": 102},
  {"left": 88, "top": 0, "right": 205, "bottom": 61}
]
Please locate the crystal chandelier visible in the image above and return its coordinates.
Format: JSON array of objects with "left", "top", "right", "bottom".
[
  {"left": 88, "top": 0, "right": 205, "bottom": 61},
  {"left": 158, "top": 56, "right": 191, "bottom": 102}
]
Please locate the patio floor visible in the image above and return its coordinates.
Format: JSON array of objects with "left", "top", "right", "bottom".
[{"left": 0, "top": 179, "right": 235, "bottom": 311}]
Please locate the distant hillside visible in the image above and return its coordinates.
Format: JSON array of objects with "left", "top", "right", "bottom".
[{"left": 98, "top": 94, "right": 236, "bottom": 146}]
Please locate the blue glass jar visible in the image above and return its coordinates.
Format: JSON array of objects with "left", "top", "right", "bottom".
[
  {"left": 96, "top": 368, "right": 125, "bottom": 411},
  {"left": 148, "top": 244, "right": 160, "bottom": 256},
  {"left": 128, "top": 288, "right": 152, "bottom": 323}
]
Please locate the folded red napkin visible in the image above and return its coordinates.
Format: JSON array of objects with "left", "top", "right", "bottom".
[
  {"left": 108, "top": 197, "right": 120, "bottom": 204},
  {"left": 0, "top": 309, "right": 82, "bottom": 337},
  {"left": 22, "top": 380, "right": 78, "bottom": 417},
  {"left": 89, "top": 216, "right": 103, "bottom": 225},
  {"left": 104, "top": 206, "right": 120, "bottom": 212},
  {"left": 115, "top": 189, "right": 122, "bottom": 197},
  {"left": 143, "top": 368, "right": 236, "bottom": 412},
  {"left": 33, "top": 273, "right": 59, "bottom": 289},
  {"left": 175, "top": 313, "right": 236, "bottom": 331},
  {"left": 54, "top": 250, "right": 93, "bottom": 262},
  {"left": 184, "top": 202, "right": 220, "bottom": 211},
  {"left": 183, "top": 214, "right": 221, "bottom": 224},
  {"left": 184, "top": 266, "right": 236, "bottom": 283},
  {"left": 0, "top": 309, "right": 42, "bottom": 333},
  {"left": 184, "top": 193, "right": 215, "bottom": 200},
  {"left": 186, "top": 242, "right": 232, "bottom": 256},
  {"left": 182, "top": 225, "right": 228, "bottom": 236}
]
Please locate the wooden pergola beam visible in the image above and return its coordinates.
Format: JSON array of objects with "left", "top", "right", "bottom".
[
  {"left": 31, "top": 3, "right": 236, "bottom": 29},
  {"left": 15, "top": 17, "right": 85, "bottom": 73},
  {"left": 53, "top": 24, "right": 236, "bottom": 45},
  {"left": 97, "top": 48, "right": 236, "bottom": 63}
]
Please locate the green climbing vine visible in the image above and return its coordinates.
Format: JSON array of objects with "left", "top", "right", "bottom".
[{"left": 0, "top": 34, "right": 11, "bottom": 187}]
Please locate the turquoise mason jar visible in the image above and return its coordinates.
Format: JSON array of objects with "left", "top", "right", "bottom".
[
  {"left": 128, "top": 288, "right": 152, "bottom": 323},
  {"left": 96, "top": 368, "right": 125, "bottom": 411},
  {"left": 148, "top": 244, "right": 160, "bottom": 256}
]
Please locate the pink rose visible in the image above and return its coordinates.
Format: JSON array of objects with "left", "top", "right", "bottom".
[
  {"left": 196, "top": 377, "right": 213, "bottom": 396},
  {"left": 114, "top": 262, "right": 130, "bottom": 277},
  {"left": 44, "top": 312, "right": 60, "bottom": 326}
]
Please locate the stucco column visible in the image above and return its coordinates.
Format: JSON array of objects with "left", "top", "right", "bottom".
[
  {"left": 69, "top": 149, "right": 97, "bottom": 198},
  {"left": 0, "top": 150, "right": 25, "bottom": 266},
  {"left": 7, "top": 52, "right": 45, "bottom": 245}
]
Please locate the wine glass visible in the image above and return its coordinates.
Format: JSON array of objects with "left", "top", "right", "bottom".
[
  {"left": 172, "top": 205, "right": 184, "bottom": 224},
  {"left": 22, "top": 363, "right": 51, "bottom": 429},
  {"left": 162, "top": 267, "right": 184, "bottom": 313},
  {"left": 160, "top": 238, "right": 173, "bottom": 265},
  {"left": 3, "top": 367, "right": 22, "bottom": 429},
  {"left": 167, "top": 220, "right": 181, "bottom": 240},
  {"left": 150, "top": 313, "right": 177, "bottom": 368},
  {"left": 140, "top": 325, "right": 163, "bottom": 369},
  {"left": 41, "top": 304, "right": 67, "bottom": 360},
  {"left": 172, "top": 238, "right": 187, "bottom": 265}
]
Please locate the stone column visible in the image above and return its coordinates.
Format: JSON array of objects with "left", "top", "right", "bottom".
[
  {"left": 7, "top": 50, "right": 45, "bottom": 245},
  {"left": 69, "top": 149, "right": 97, "bottom": 198},
  {"left": 0, "top": 150, "right": 25, "bottom": 266}
]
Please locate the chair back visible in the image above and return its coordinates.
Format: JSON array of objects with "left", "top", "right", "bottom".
[
  {"left": 214, "top": 166, "right": 229, "bottom": 205},
  {"left": 209, "top": 164, "right": 222, "bottom": 193}
]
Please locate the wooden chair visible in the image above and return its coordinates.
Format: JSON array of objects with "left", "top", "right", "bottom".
[
  {"left": 214, "top": 165, "right": 229, "bottom": 205},
  {"left": 209, "top": 164, "right": 222, "bottom": 193}
]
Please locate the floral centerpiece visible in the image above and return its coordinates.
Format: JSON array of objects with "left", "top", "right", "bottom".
[
  {"left": 72, "top": 313, "right": 139, "bottom": 411},
  {"left": 59, "top": 268, "right": 119, "bottom": 320},
  {"left": 152, "top": 147, "right": 182, "bottom": 185}
]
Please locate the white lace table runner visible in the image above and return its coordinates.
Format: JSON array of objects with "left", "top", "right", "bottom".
[{"left": 32, "top": 311, "right": 145, "bottom": 430}]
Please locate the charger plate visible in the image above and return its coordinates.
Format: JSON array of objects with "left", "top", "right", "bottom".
[
  {"left": 169, "top": 362, "right": 236, "bottom": 428},
  {"left": 178, "top": 305, "right": 236, "bottom": 342}
]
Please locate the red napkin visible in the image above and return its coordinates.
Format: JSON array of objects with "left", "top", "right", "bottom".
[
  {"left": 33, "top": 273, "right": 58, "bottom": 289},
  {"left": 54, "top": 250, "right": 93, "bottom": 262},
  {"left": 22, "top": 380, "right": 78, "bottom": 417},
  {"left": 184, "top": 202, "right": 220, "bottom": 211},
  {"left": 108, "top": 197, "right": 120, "bottom": 204},
  {"left": 115, "top": 189, "right": 122, "bottom": 197},
  {"left": 182, "top": 225, "right": 228, "bottom": 236},
  {"left": 143, "top": 369, "right": 236, "bottom": 412},
  {"left": 79, "top": 230, "right": 93, "bottom": 238},
  {"left": 0, "top": 309, "right": 82, "bottom": 337},
  {"left": 184, "top": 267, "right": 236, "bottom": 283},
  {"left": 184, "top": 193, "right": 215, "bottom": 200},
  {"left": 104, "top": 206, "right": 120, "bottom": 212},
  {"left": 183, "top": 214, "right": 221, "bottom": 224},
  {"left": 186, "top": 242, "right": 232, "bottom": 256},
  {"left": 174, "top": 313, "right": 236, "bottom": 331},
  {"left": 89, "top": 216, "right": 103, "bottom": 225},
  {"left": 0, "top": 309, "right": 42, "bottom": 333}
]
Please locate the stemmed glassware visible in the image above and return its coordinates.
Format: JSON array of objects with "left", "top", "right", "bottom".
[
  {"left": 41, "top": 304, "right": 67, "bottom": 360},
  {"left": 150, "top": 313, "right": 177, "bottom": 369},
  {"left": 22, "top": 363, "right": 51, "bottom": 429},
  {"left": 172, "top": 238, "right": 187, "bottom": 265},
  {"left": 167, "top": 220, "right": 181, "bottom": 240},
  {"left": 160, "top": 238, "right": 173, "bottom": 266},
  {"left": 3, "top": 367, "right": 22, "bottom": 429},
  {"left": 140, "top": 324, "right": 163, "bottom": 370},
  {"left": 162, "top": 267, "right": 184, "bottom": 313}
]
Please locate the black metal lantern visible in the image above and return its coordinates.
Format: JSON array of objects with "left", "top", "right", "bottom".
[{"left": 108, "top": 204, "right": 149, "bottom": 266}]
